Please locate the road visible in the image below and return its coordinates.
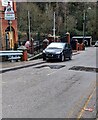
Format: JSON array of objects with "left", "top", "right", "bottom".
[{"left": 2, "top": 47, "right": 97, "bottom": 118}]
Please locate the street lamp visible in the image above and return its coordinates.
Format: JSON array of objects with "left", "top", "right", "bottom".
[
  {"left": 53, "top": 12, "right": 56, "bottom": 42},
  {"left": 83, "top": 7, "right": 91, "bottom": 41},
  {"left": 30, "top": 38, "right": 34, "bottom": 54},
  {"left": 0, "top": 17, "right": 2, "bottom": 39},
  {"left": 83, "top": 10, "right": 86, "bottom": 41},
  {"left": 28, "top": 11, "right": 31, "bottom": 41},
  {"left": 0, "top": 16, "right": 3, "bottom": 50},
  {"left": 66, "top": 11, "right": 68, "bottom": 33}
]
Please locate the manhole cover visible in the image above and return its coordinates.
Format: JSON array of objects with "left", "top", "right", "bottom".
[
  {"left": 35, "top": 65, "right": 65, "bottom": 69},
  {"left": 69, "top": 66, "right": 98, "bottom": 73}
]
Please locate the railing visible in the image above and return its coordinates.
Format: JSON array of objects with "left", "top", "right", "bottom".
[{"left": 0, "top": 50, "right": 23, "bottom": 62}]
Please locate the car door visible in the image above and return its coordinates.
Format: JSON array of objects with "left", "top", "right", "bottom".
[
  {"left": 64, "top": 43, "right": 69, "bottom": 57},
  {"left": 68, "top": 44, "right": 72, "bottom": 57}
]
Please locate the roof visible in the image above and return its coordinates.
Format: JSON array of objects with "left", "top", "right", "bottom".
[{"left": 72, "top": 36, "right": 92, "bottom": 39}]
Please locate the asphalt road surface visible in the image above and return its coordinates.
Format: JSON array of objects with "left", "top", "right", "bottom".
[{"left": 2, "top": 47, "right": 97, "bottom": 118}]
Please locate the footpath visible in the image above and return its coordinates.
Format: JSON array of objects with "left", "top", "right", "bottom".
[
  {"left": 0, "top": 51, "right": 80, "bottom": 73},
  {"left": 0, "top": 59, "right": 45, "bottom": 73}
]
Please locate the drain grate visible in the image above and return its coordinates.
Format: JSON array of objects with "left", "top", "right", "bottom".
[
  {"left": 35, "top": 65, "right": 65, "bottom": 69},
  {"left": 69, "top": 66, "right": 98, "bottom": 73}
]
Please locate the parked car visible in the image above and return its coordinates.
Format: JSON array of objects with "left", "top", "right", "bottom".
[
  {"left": 43, "top": 42, "right": 72, "bottom": 61},
  {"left": 94, "top": 41, "right": 98, "bottom": 47}
]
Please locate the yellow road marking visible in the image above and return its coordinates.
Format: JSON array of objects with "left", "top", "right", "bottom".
[
  {"left": 66, "top": 81, "right": 96, "bottom": 118},
  {"left": 66, "top": 96, "right": 83, "bottom": 118},
  {"left": 77, "top": 86, "right": 96, "bottom": 120}
]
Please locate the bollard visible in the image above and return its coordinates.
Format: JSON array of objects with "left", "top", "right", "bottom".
[
  {"left": 22, "top": 49, "right": 28, "bottom": 61},
  {"left": 76, "top": 43, "right": 80, "bottom": 51},
  {"left": 82, "top": 43, "right": 85, "bottom": 50},
  {"left": 66, "top": 32, "right": 70, "bottom": 44},
  {"left": 79, "top": 44, "right": 82, "bottom": 50},
  {"left": 18, "top": 45, "right": 28, "bottom": 61}
]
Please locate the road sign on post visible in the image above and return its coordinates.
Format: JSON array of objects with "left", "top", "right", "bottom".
[
  {"left": 2, "top": 0, "right": 12, "bottom": 7},
  {"left": 4, "top": 2, "right": 15, "bottom": 20}
]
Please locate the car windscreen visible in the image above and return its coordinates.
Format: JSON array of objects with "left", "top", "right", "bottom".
[
  {"left": 47, "top": 43, "right": 65, "bottom": 49},
  {"left": 47, "top": 47, "right": 62, "bottom": 49}
]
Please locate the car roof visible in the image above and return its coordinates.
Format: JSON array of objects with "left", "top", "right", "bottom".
[{"left": 47, "top": 42, "right": 66, "bottom": 48}]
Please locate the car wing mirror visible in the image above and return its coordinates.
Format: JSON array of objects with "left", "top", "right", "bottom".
[{"left": 65, "top": 47, "right": 68, "bottom": 50}]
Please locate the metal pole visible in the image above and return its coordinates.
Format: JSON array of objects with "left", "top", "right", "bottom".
[
  {"left": 56, "top": 2, "right": 59, "bottom": 34},
  {"left": 9, "top": 20, "right": 12, "bottom": 50},
  {"left": 83, "top": 11, "right": 86, "bottom": 41},
  {"left": 0, "top": 17, "right": 2, "bottom": 37},
  {"left": 28, "top": 11, "right": 31, "bottom": 41},
  {"left": 66, "top": 10, "right": 67, "bottom": 32},
  {"left": 0, "top": 16, "right": 3, "bottom": 50},
  {"left": 53, "top": 12, "right": 56, "bottom": 42}
]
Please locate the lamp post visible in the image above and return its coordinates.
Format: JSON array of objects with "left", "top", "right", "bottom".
[
  {"left": 53, "top": 12, "right": 56, "bottom": 42},
  {"left": 83, "top": 10, "right": 86, "bottom": 41},
  {"left": 0, "top": 16, "right": 3, "bottom": 50},
  {"left": 28, "top": 11, "right": 31, "bottom": 41},
  {"left": 30, "top": 38, "right": 34, "bottom": 54},
  {"left": 0, "top": 16, "right": 2, "bottom": 39},
  {"left": 83, "top": 7, "right": 91, "bottom": 41},
  {"left": 66, "top": 11, "right": 68, "bottom": 33}
]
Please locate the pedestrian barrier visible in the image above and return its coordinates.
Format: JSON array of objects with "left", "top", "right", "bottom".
[{"left": 0, "top": 50, "right": 23, "bottom": 62}]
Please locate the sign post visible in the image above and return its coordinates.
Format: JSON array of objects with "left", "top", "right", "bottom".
[
  {"left": 4, "top": 2, "right": 15, "bottom": 50},
  {"left": 53, "top": 12, "right": 56, "bottom": 42},
  {"left": 2, "top": 0, "right": 12, "bottom": 7},
  {"left": 4, "top": 2, "right": 15, "bottom": 20}
]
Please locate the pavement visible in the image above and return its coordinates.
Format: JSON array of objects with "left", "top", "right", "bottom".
[
  {"left": 0, "top": 59, "right": 45, "bottom": 73},
  {"left": 0, "top": 51, "right": 80, "bottom": 73}
]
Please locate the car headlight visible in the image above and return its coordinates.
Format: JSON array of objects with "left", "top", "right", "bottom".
[
  {"left": 55, "top": 51, "right": 62, "bottom": 54},
  {"left": 43, "top": 50, "right": 45, "bottom": 53}
]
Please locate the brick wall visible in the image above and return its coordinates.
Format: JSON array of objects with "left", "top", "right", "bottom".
[{"left": 0, "top": 1, "right": 18, "bottom": 50}]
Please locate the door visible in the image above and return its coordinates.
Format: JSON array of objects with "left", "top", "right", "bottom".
[
  {"left": 9, "top": 31, "right": 14, "bottom": 49},
  {"left": 64, "top": 44, "right": 69, "bottom": 58},
  {"left": 5, "top": 26, "right": 14, "bottom": 50}
]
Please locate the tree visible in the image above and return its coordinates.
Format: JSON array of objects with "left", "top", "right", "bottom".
[{"left": 16, "top": 2, "right": 97, "bottom": 40}]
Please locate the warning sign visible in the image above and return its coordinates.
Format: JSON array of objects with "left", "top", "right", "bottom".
[
  {"left": 2, "top": 0, "right": 12, "bottom": 7},
  {"left": 4, "top": 3, "right": 15, "bottom": 20}
]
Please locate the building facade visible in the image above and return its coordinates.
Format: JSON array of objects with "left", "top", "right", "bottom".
[{"left": 0, "top": 0, "right": 18, "bottom": 50}]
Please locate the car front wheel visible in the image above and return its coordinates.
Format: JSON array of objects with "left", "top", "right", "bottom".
[
  {"left": 43, "top": 54, "right": 46, "bottom": 61},
  {"left": 69, "top": 54, "right": 72, "bottom": 60},
  {"left": 61, "top": 53, "right": 65, "bottom": 62},
  {"left": 43, "top": 57, "right": 46, "bottom": 61}
]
